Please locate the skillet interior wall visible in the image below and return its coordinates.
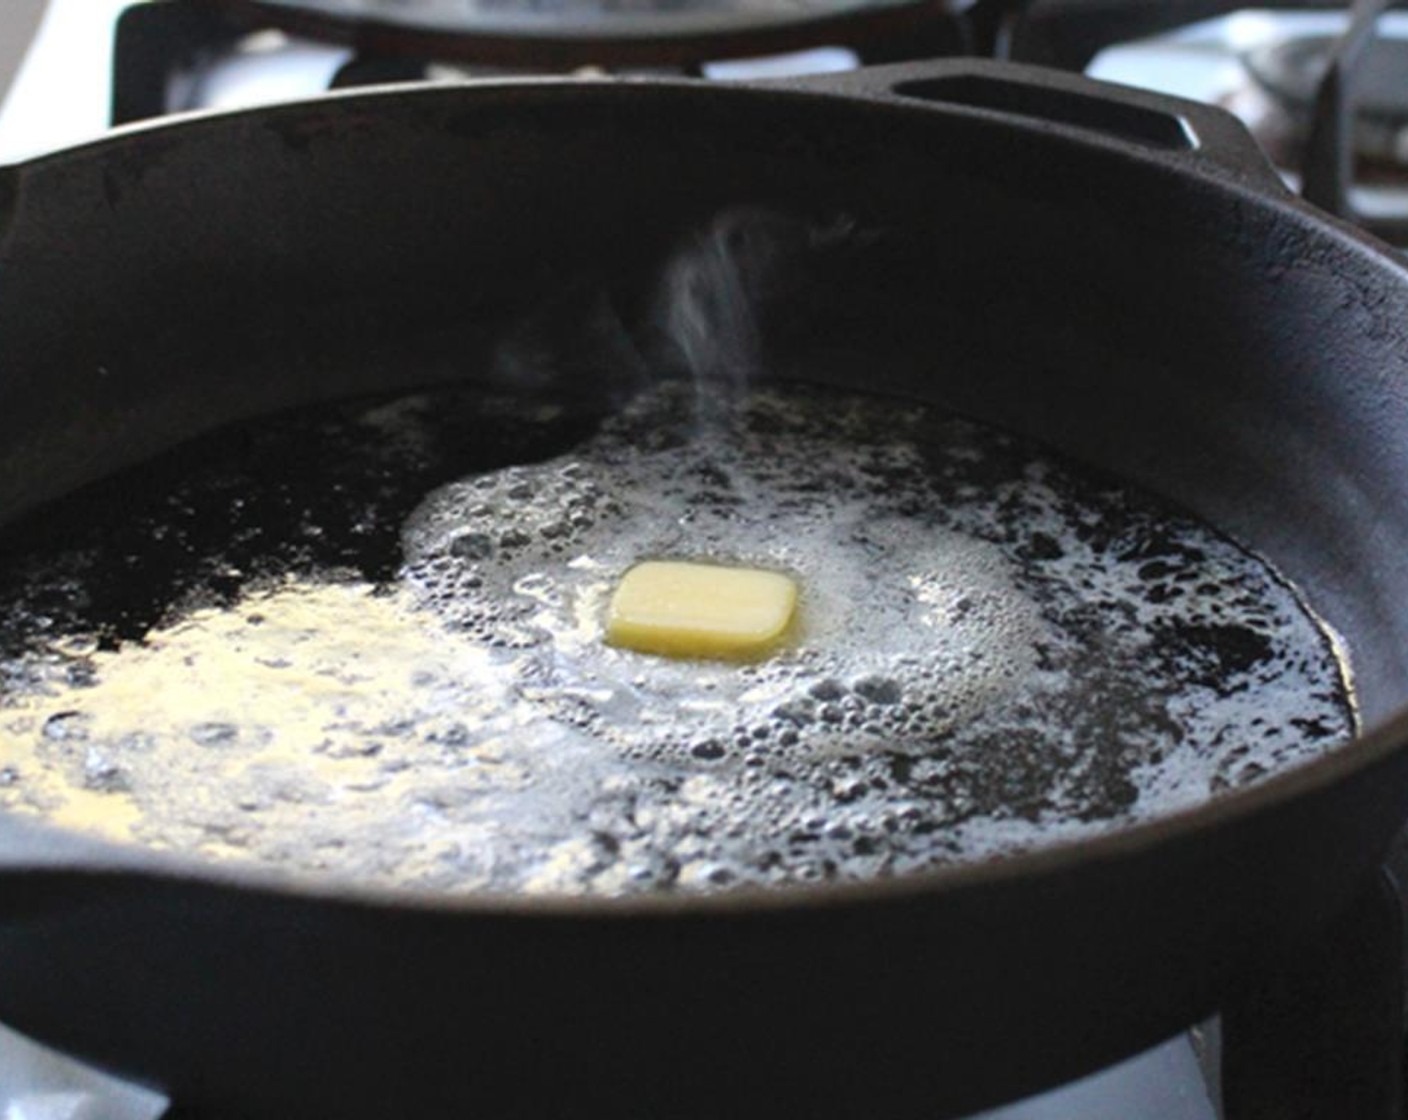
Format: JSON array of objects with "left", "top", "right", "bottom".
[{"left": 2, "top": 79, "right": 1408, "bottom": 723}]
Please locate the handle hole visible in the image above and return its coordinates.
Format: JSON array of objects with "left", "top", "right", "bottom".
[{"left": 892, "top": 75, "right": 1195, "bottom": 151}]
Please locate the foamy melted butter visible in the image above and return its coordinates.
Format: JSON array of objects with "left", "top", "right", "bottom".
[{"left": 0, "top": 384, "right": 1354, "bottom": 894}]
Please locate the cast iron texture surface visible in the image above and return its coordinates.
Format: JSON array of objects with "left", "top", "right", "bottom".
[{"left": 2, "top": 62, "right": 1408, "bottom": 1117}]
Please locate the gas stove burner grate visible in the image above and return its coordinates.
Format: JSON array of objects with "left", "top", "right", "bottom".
[
  {"left": 1238, "top": 33, "right": 1408, "bottom": 205},
  {"left": 1246, "top": 33, "right": 1408, "bottom": 136}
]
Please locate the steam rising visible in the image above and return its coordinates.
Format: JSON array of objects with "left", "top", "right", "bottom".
[
  {"left": 656, "top": 208, "right": 854, "bottom": 432},
  {"left": 481, "top": 206, "right": 856, "bottom": 433}
]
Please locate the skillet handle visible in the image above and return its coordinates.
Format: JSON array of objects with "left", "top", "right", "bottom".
[{"left": 769, "top": 59, "right": 1292, "bottom": 198}]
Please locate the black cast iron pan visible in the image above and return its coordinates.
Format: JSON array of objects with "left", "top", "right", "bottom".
[{"left": 3, "top": 60, "right": 1408, "bottom": 1118}]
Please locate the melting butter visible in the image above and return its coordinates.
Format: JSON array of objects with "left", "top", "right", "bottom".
[
  {"left": 0, "top": 580, "right": 517, "bottom": 869},
  {"left": 0, "top": 382, "right": 1357, "bottom": 896},
  {"left": 606, "top": 561, "right": 798, "bottom": 660}
]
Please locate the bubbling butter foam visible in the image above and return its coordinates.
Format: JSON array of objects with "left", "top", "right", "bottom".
[{"left": 0, "top": 383, "right": 1354, "bottom": 895}]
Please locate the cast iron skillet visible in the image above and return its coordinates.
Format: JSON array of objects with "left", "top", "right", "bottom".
[{"left": 2, "top": 59, "right": 1408, "bottom": 1118}]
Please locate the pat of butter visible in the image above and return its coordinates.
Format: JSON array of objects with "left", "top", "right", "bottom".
[{"left": 606, "top": 561, "right": 798, "bottom": 660}]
